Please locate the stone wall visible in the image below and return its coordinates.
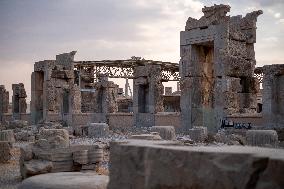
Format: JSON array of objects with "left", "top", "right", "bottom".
[{"left": 31, "top": 52, "right": 81, "bottom": 125}]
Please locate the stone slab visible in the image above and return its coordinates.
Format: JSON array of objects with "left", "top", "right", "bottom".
[{"left": 19, "top": 172, "right": 109, "bottom": 189}]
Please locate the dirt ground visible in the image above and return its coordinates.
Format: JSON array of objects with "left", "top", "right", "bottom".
[{"left": 0, "top": 145, "right": 22, "bottom": 189}]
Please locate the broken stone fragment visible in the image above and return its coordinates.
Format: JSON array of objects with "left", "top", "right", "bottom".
[{"left": 73, "top": 150, "right": 88, "bottom": 165}]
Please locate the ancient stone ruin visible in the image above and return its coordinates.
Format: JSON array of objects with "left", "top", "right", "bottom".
[
  {"left": 180, "top": 4, "right": 262, "bottom": 132},
  {"left": 0, "top": 4, "right": 284, "bottom": 189}
]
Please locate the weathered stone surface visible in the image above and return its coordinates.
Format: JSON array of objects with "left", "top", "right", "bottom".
[
  {"left": 73, "top": 150, "right": 88, "bottom": 165},
  {"left": 108, "top": 140, "right": 284, "bottom": 189},
  {"left": 130, "top": 133, "right": 162, "bottom": 140},
  {"left": 88, "top": 123, "right": 109, "bottom": 138},
  {"left": 0, "top": 129, "right": 15, "bottom": 143},
  {"left": 88, "top": 147, "right": 104, "bottom": 164},
  {"left": 51, "top": 160, "right": 74, "bottom": 172},
  {"left": 214, "top": 130, "right": 245, "bottom": 145},
  {"left": 20, "top": 144, "right": 34, "bottom": 162},
  {"left": 37, "top": 129, "right": 69, "bottom": 149},
  {"left": 33, "top": 148, "right": 73, "bottom": 162},
  {"left": 21, "top": 159, "right": 53, "bottom": 179},
  {"left": 19, "top": 172, "right": 109, "bottom": 189},
  {"left": 188, "top": 126, "right": 208, "bottom": 142},
  {"left": 38, "top": 121, "right": 63, "bottom": 129},
  {"left": 246, "top": 130, "right": 278, "bottom": 147},
  {"left": 0, "top": 141, "right": 11, "bottom": 163},
  {"left": 151, "top": 126, "right": 176, "bottom": 140}
]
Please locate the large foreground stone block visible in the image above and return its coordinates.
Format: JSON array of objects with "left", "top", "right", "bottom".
[{"left": 108, "top": 140, "right": 284, "bottom": 189}]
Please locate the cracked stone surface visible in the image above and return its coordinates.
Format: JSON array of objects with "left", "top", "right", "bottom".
[{"left": 108, "top": 140, "right": 284, "bottom": 189}]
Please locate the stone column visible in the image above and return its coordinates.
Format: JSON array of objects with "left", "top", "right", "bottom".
[
  {"left": 12, "top": 83, "right": 27, "bottom": 120},
  {"left": 0, "top": 85, "right": 9, "bottom": 122},
  {"left": 133, "top": 64, "right": 164, "bottom": 127}
]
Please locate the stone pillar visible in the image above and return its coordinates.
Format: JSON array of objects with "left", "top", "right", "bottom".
[
  {"left": 133, "top": 64, "right": 164, "bottom": 127},
  {"left": 262, "top": 64, "right": 284, "bottom": 128},
  {"left": 94, "top": 74, "right": 118, "bottom": 114},
  {"left": 0, "top": 85, "right": 9, "bottom": 122},
  {"left": 12, "top": 83, "right": 27, "bottom": 120}
]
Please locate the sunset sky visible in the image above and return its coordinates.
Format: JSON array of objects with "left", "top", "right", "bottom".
[{"left": 0, "top": 0, "right": 283, "bottom": 101}]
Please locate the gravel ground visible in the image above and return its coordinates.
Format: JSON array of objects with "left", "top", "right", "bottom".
[{"left": 0, "top": 144, "right": 22, "bottom": 189}]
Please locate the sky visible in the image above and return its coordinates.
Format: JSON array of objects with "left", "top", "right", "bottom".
[{"left": 0, "top": 0, "right": 284, "bottom": 102}]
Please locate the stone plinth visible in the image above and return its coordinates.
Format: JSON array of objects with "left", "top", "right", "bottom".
[{"left": 108, "top": 140, "right": 284, "bottom": 189}]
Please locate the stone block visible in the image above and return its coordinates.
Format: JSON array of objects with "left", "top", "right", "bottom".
[
  {"left": 0, "top": 129, "right": 15, "bottom": 143},
  {"left": 151, "top": 126, "right": 176, "bottom": 140},
  {"left": 88, "top": 147, "right": 104, "bottom": 164},
  {"left": 37, "top": 129, "right": 69, "bottom": 149},
  {"left": 246, "top": 130, "right": 278, "bottom": 147},
  {"left": 87, "top": 123, "right": 109, "bottom": 138},
  {"left": 188, "top": 126, "right": 208, "bottom": 142},
  {"left": 73, "top": 150, "right": 88, "bottom": 165}
]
